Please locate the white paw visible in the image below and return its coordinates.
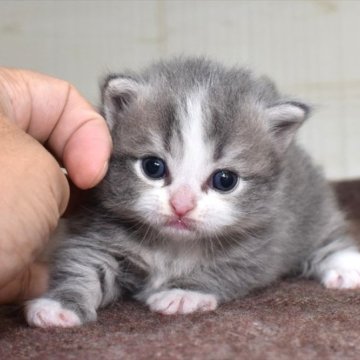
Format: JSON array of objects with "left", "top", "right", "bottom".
[
  {"left": 25, "top": 298, "right": 82, "bottom": 328},
  {"left": 320, "top": 249, "right": 360, "bottom": 289},
  {"left": 146, "top": 289, "right": 218, "bottom": 315},
  {"left": 323, "top": 269, "right": 360, "bottom": 289}
]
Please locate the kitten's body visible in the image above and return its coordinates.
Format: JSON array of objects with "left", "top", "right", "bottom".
[{"left": 26, "top": 58, "right": 360, "bottom": 327}]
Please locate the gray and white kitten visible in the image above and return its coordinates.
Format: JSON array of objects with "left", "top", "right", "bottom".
[{"left": 26, "top": 58, "right": 360, "bottom": 327}]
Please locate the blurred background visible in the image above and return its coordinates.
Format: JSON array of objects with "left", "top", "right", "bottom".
[{"left": 1, "top": 0, "right": 359, "bottom": 180}]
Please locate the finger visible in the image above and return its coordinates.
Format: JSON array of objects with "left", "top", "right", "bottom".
[
  {"left": 0, "top": 68, "right": 112, "bottom": 189},
  {"left": 0, "top": 116, "right": 69, "bottom": 291},
  {"left": 45, "top": 84, "right": 112, "bottom": 189},
  {"left": 0, "top": 262, "right": 48, "bottom": 304}
]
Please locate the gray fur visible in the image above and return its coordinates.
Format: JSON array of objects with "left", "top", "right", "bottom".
[{"left": 41, "top": 58, "right": 355, "bottom": 323}]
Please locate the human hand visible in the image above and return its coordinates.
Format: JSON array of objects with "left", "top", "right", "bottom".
[{"left": 0, "top": 68, "right": 112, "bottom": 303}]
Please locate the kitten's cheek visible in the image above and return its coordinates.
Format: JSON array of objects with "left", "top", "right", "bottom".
[
  {"left": 134, "top": 194, "right": 165, "bottom": 225},
  {"left": 196, "top": 196, "right": 235, "bottom": 231}
]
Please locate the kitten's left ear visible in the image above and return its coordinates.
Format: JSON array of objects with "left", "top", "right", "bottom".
[
  {"left": 265, "top": 101, "right": 311, "bottom": 152},
  {"left": 101, "top": 75, "right": 142, "bottom": 130}
]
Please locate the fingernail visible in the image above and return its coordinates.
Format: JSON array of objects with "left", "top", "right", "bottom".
[
  {"left": 98, "top": 160, "right": 109, "bottom": 182},
  {"left": 88, "top": 160, "right": 109, "bottom": 188}
]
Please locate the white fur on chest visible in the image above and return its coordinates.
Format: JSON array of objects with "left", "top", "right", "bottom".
[{"left": 139, "top": 245, "right": 202, "bottom": 290}]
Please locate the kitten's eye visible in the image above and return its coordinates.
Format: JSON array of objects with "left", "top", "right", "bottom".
[
  {"left": 141, "top": 157, "right": 167, "bottom": 179},
  {"left": 211, "top": 170, "right": 238, "bottom": 192}
]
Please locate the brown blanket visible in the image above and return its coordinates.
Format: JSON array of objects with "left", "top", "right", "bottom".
[{"left": 1, "top": 181, "right": 359, "bottom": 360}]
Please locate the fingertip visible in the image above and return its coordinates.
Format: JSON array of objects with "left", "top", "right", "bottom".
[
  {"left": 92, "top": 160, "right": 109, "bottom": 188},
  {"left": 68, "top": 159, "right": 110, "bottom": 190},
  {"left": 63, "top": 118, "right": 112, "bottom": 189}
]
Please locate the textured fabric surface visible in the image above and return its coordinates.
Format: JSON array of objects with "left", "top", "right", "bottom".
[{"left": 1, "top": 181, "right": 360, "bottom": 360}]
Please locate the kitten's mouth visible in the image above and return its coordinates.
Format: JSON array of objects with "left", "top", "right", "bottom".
[{"left": 165, "top": 217, "right": 195, "bottom": 232}]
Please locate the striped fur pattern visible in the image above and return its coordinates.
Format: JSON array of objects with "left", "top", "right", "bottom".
[{"left": 26, "top": 58, "right": 360, "bottom": 327}]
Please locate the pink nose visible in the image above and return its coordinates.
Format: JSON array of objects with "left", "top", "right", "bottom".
[{"left": 170, "top": 186, "right": 196, "bottom": 217}]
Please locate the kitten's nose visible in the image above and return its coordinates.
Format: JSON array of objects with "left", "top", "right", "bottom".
[{"left": 170, "top": 186, "right": 196, "bottom": 217}]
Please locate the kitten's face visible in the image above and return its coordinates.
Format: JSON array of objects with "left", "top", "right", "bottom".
[
  {"left": 100, "top": 59, "right": 308, "bottom": 242},
  {"left": 131, "top": 92, "right": 249, "bottom": 239}
]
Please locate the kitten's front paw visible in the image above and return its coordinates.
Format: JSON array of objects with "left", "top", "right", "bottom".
[
  {"left": 146, "top": 289, "right": 218, "bottom": 315},
  {"left": 320, "top": 250, "right": 360, "bottom": 289},
  {"left": 323, "top": 269, "right": 360, "bottom": 289},
  {"left": 25, "top": 298, "right": 82, "bottom": 328}
]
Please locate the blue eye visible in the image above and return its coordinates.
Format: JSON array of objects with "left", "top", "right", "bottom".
[
  {"left": 142, "top": 157, "right": 166, "bottom": 179},
  {"left": 211, "top": 170, "right": 238, "bottom": 192}
]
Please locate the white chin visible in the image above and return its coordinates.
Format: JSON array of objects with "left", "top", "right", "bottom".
[{"left": 160, "top": 225, "right": 198, "bottom": 240}]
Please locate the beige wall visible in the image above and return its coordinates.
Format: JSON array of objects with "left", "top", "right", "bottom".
[{"left": 1, "top": 0, "right": 359, "bottom": 179}]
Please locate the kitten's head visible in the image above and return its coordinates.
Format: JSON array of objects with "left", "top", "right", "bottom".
[{"left": 98, "top": 58, "right": 310, "bottom": 242}]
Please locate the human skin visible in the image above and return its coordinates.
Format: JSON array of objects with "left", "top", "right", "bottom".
[{"left": 0, "top": 68, "right": 112, "bottom": 303}]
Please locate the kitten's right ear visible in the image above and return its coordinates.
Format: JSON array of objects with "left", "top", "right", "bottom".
[{"left": 101, "top": 75, "right": 141, "bottom": 130}]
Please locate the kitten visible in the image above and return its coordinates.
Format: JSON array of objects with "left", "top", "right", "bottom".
[{"left": 26, "top": 57, "right": 360, "bottom": 328}]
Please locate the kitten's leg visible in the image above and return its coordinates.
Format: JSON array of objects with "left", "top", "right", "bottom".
[
  {"left": 146, "top": 289, "right": 218, "bottom": 315},
  {"left": 306, "top": 236, "right": 360, "bottom": 289},
  {"left": 26, "top": 247, "right": 119, "bottom": 328}
]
